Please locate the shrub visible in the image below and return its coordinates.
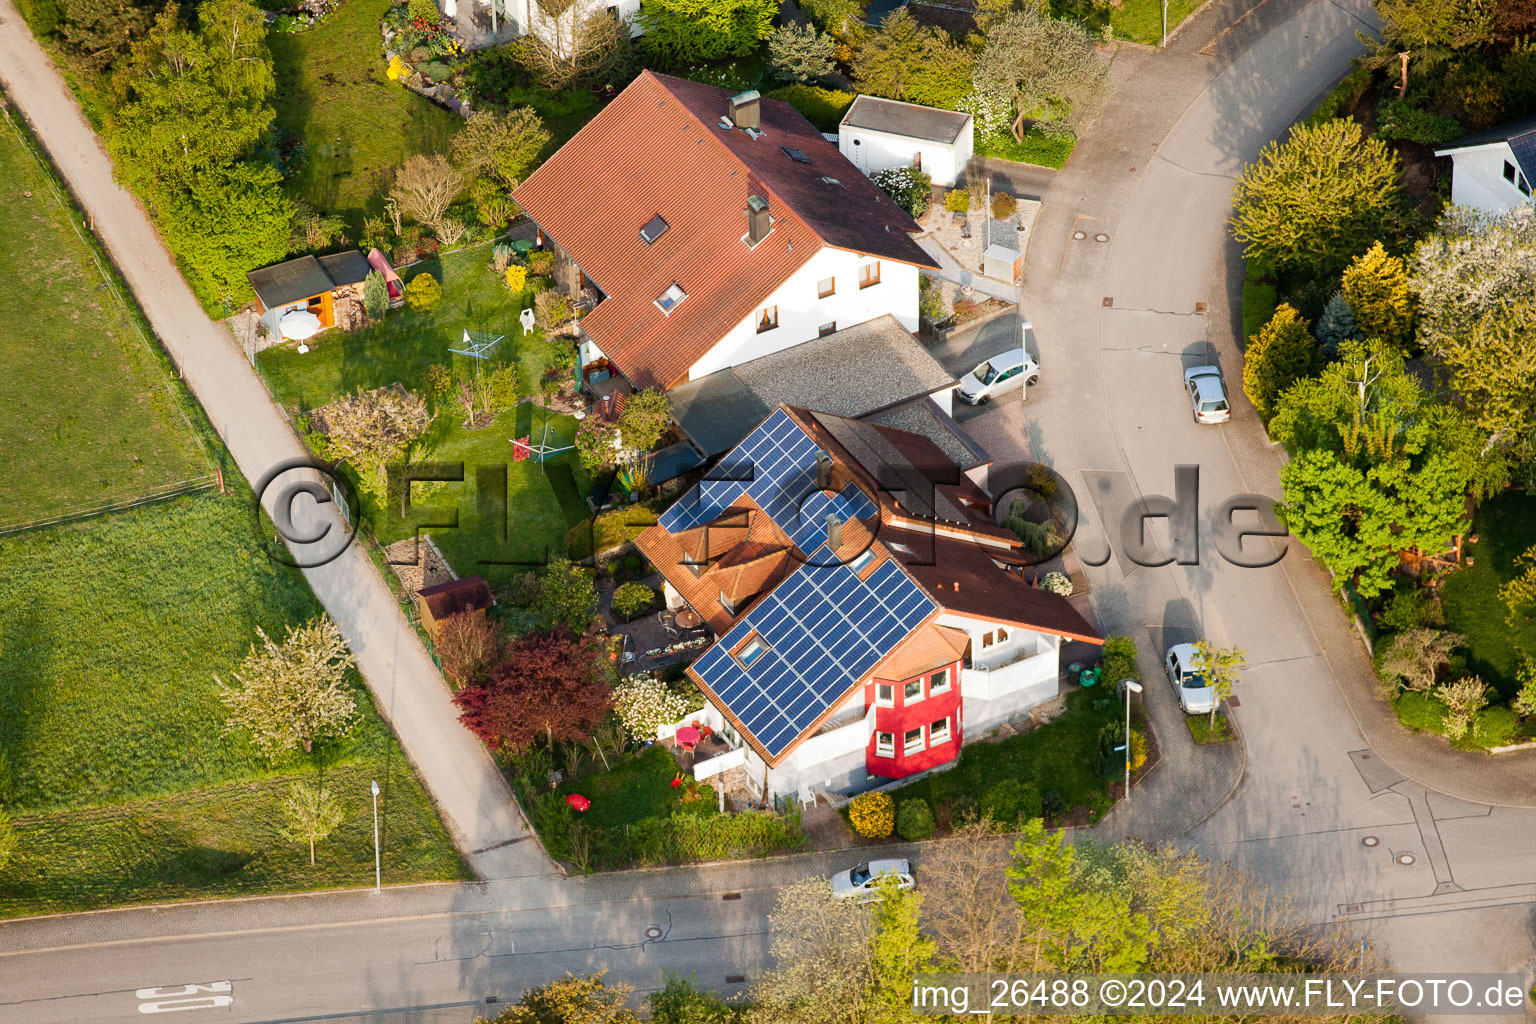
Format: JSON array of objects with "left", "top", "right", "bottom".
[
  {"left": 405, "top": 272, "right": 442, "bottom": 312},
  {"left": 363, "top": 270, "right": 389, "bottom": 319},
  {"left": 1444, "top": 61, "right": 1504, "bottom": 130},
  {"left": 1375, "top": 99, "right": 1463, "bottom": 145},
  {"left": 611, "top": 674, "right": 693, "bottom": 742},
  {"left": 387, "top": 54, "right": 408, "bottom": 81},
  {"left": 896, "top": 797, "right": 935, "bottom": 840},
  {"left": 1100, "top": 634, "right": 1139, "bottom": 685},
  {"left": 980, "top": 779, "right": 1041, "bottom": 828},
  {"left": 944, "top": 189, "right": 971, "bottom": 213},
  {"left": 1475, "top": 705, "right": 1520, "bottom": 748},
  {"left": 407, "top": 0, "right": 440, "bottom": 25},
  {"left": 991, "top": 192, "right": 1018, "bottom": 220},
  {"left": 536, "top": 288, "right": 573, "bottom": 332},
  {"left": 762, "top": 84, "right": 856, "bottom": 133},
  {"left": 1380, "top": 587, "right": 1435, "bottom": 634},
  {"left": 1039, "top": 571, "right": 1072, "bottom": 596},
  {"left": 420, "top": 60, "right": 451, "bottom": 83},
  {"left": 624, "top": 554, "right": 643, "bottom": 574},
  {"left": 871, "top": 166, "right": 933, "bottom": 218},
  {"left": 505, "top": 264, "right": 527, "bottom": 293},
  {"left": 1243, "top": 303, "right": 1320, "bottom": 423},
  {"left": 848, "top": 790, "right": 895, "bottom": 837},
  {"left": 1394, "top": 690, "right": 1446, "bottom": 734},
  {"left": 1304, "top": 68, "right": 1370, "bottom": 127},
  {"left": 611, "top": 581, "right": 657, "bottom": 621},
  {"left": 1095, "top": 720, "right": 1147, "bottom": 776},
  {"left": 528, "top": 249, "right": 555, "bottom": 275},
  {"left": 630, "top": 810, "right": 800, "bottom": 864}
]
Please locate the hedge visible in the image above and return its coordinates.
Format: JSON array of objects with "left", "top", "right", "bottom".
[{"left": 764, "top": 85, "right": 856, "bottom": 134}]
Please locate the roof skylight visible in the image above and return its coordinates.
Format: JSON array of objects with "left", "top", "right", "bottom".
[
  {"left": 655, "top": 282, "right": 687, "bottom": 314},
  {"left": 781, "top": 147, "right": 810, "bottom": 163},
  {"left": 639, "top": 214, "right": 669, "bottom": 245}
]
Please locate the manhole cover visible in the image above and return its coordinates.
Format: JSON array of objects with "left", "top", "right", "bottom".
[
  {"left": 1194, "top": 301, "right": 1208, "bottom": 314},
  {"left": 1396, "top": 852, "right": 1416, "bottom": 866},
  {"left": 1102, "top": 296, "right": 1114, "bottom": 307},
  {"left": 1073, "top": 230, "right": 1087, "bottom": 239},
  {"left": 645, "top": 926, "right": 663, "bottom": 939},
  {"left": 1094, "top": 233, "right": 1110, "bottom": 243},
  {"left": 1362, "top": 836, "right": 1380, "bottom": 847}
]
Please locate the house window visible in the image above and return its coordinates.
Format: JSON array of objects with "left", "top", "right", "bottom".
[
  {"left": 904, "top": 678, "right": 923, "bottom": 703},
  {"left": 655, "top": 282, "right": 687, "bottom": 314},
  {"left": 997, "top": 627, "right": 1009, "bottom": 643},
  {"left": 735, "top": 634, "right": 768, "bottom": 668},
  {"left": 818, "top": 321, "right": 837, "bottom": 337},
  {"left": 1506, "top": 160, "right": 1518, "bottom": 183},
  {"left": 682, "top": 554, "right": 704, "bottom": 577},
  {"left": 875, "top": 731, "right": 895, "bottom": 756},
  {"left": 875, "top": 683, "right": 895, "bottom": 707},
  {"left": 929, "top": 669, "right": 950, "bottom": 695},
  {"left": 781, "top": 146, "right": 810, "bottom": 163},
  {"left": 757, "top": 305, "right": 779, "bottom": 332},
  {"left": 930, "top": 717, "right": 950, "bottom": 745},
  {"left": 981, "top": 630, "right": 996, "bottom": 648},
  {"left": 639, "top": 214, "right": 669, "bottom": 244},
  {"left": 821, "top": 176, "right": 842, "bottom": 186},
  {"left": 719, "top": 592, "right": 740, "bottom": 616},
  {"left": 859, "top": 261, "right": 881, "bottom": 288},
  {"left": 903, "top": 726, "right": 925, "bottom": 755},
  {"left": 818, "top": 276, "right": 835, "bottom": 298},
  {"left": 849, "top": 548, "right": 875, "bottom": 574}
]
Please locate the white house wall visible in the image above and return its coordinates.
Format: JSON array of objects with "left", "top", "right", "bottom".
[
  {"left": 1446, "top": 144, "right": 1533, "bottom": 215},
  {"left": 519, "top": 0, "right": 644, "bottom": 44},
  {"left": 687, "top": 246, "right": 920, "bottom": 380},
  {"left": 838, "top": 122, "right": 974, "bottom": 187}
]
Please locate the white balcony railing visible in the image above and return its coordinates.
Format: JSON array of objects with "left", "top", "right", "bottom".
[{"left": 962, "top": 647, "right": 1058, "bottom": 701}]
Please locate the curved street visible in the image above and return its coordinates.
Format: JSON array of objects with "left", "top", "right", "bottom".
[{"left": 3, "top": 0, "right": 1536, "bottom": 1018}]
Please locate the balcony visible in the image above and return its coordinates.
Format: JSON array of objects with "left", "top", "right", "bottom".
[{"left": 961, "top": 642, "right": 1058, "bottom": 701}]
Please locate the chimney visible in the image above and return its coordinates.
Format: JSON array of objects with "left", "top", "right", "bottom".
[
  {"left": 728, "top": 89, "right": 761, "bottom": 131},
  {"left": 747, "top": 195, "right": 770, "bottom": 245},
  {"left": 814, "top": 449, "right": 832, "bottom": 490},
  {"left": 826, "top": 513, "right": 843, "bottom": 552}
]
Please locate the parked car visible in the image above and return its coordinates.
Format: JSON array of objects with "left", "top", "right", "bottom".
[
  {"left": 957, "top": 347, "right": 1040, "bottom": 405},
  {"left": 830, "top": 859, "right": 916, "bottom": 902},
  {"left": 1184, "top": 365, "right": 1231, "bottom": 423},
  {"left": 1164, "top": 643, "right": 1218, "bottom": 715}
]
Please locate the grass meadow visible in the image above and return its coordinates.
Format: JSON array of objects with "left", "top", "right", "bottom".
[
  {"left": 1440, "top": 492, "right": 1536, "bottom": 700},
  {"left": 0, "top": 107, "right": 211, "bottom": 526}
]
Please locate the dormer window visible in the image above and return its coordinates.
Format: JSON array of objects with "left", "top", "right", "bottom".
[
  {"left": 781, "top": 147, "right": 809, "bottom": 163},
  {"left": 849, "top": 548, "right": 875, "bottom": 574},
  {"left": 656, "top": 282, "right": 687, "bottom": 314},
  {"left": 821, "top": 176, "right": 841, "bottom": 185},
  {"left": 640, "top": 214, "right": 669, "bottom": 245},
  {"left": 682, "top": 553, "right": 704, "bottom": 577}
]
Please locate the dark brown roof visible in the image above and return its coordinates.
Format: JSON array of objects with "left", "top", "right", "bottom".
[
  {"left": 885, "top": 528, "right": 1103, "bottom": 643},
  {"left": 416, "top": 576, "right": 493, "bottom": 619},
  {"left": 246, "top": 255, "right": 336, "bottom": 310},
  {"left": 842, "top": 95, "right": 972, "bottom": 145},
  {"left": 319, "top": 250, "right": 371, "bottom": 287},
  {"left": 511, "top": 71, "right": 937, "bottom": 390}
]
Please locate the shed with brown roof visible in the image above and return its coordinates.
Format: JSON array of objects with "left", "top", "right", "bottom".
[{"left": 415, "top": 576, "right": 494, "bottom": 640}]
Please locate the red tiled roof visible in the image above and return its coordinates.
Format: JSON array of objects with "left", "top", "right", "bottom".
[{"left": 512, "top": 71, "right": 938, "bottom": 390}]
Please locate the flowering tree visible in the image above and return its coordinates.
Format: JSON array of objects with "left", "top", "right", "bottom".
[
  {"left": 612, "top": 674, "right": 693, "bottom": 742},
  {"left": 872, "top": 166, "right": 933, "bottom": 218},
  {"left": 218, "top": 616, "right": 359, "bottom": 760},
  {"left": 322, "top": 385, "right": 432, "bottom": 498},
  {"left": 280, "top": 780, "right": 346, "bottom": 866}
]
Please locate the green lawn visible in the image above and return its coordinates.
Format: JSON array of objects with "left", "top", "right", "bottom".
[
  {"left": 1241, "top": 258, "right": 1278, "bottom": 347},
  {"left": 557, "top": 744, "right": 687, "bottom": 831},
  {"left": 892, "top": 688, "right": 1120, "bottom": 816},
  {"left": 1187, "top": 712, "right": 1235, "bottom": 744},
  {"left": 0, "top": 108, "right": 211, "bottom": 526},
  {"left": 269, "top": 0, "right": 462, "bottom": 220},
  {"left": 1440, "top": 492, "right": 1536, "bottom": 699},
  {"left": 977, "top": 127, "right": 1077, "bottom": 170},
  {"left": 0, "top": 491, "right": 465, "bottom": 915},
  {"left": 257, "top": 243, "right": 552, "bottom": 412},
  {"left": 1108, "top": 0, "right": 1205, "bottom": 45}
]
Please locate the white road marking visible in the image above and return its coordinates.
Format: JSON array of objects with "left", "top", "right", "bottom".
[{"left": 135, "top": 982, "right": 233, "bottom": 1014}]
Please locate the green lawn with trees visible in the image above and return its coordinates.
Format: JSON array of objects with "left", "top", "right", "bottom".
[
  {"left": 0, "top": 492, "right": 464, "bottom": 915},
  {"left": 1440, "top": 493, "right": 1536, "bottom": 699},
  {"left": 0, "top": 106, "right": 212, "bottom": 526}
]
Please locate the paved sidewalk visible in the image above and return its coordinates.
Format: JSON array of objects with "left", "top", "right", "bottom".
[{"left": 0, "top": 0, "right": 556, "bottom": 883}]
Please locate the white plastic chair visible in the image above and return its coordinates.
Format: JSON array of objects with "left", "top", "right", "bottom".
[{"left": 519, "top": 308, "right": 535, "bottom": 335}]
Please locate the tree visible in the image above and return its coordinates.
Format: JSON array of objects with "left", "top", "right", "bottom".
[
  {"left": 536, "top": 557, "right": 600, "bottom": 632},
  {"left": 485, "top": 972, "right": 640, "bottom": 1024},
  {"left": 920, "top": 820, "right": 1027, "bottom": 971},
  {"left": 768, "top": 23, "right": 835, "bottom": 84},
  {"left": 1340, "top": 241, "right": 1414, "bottom": 350},
  {"left": 750, "top": 878, "right": 875, "bottom": 1024},
  {"left": 1502, "top": 545, "right": 1536, "bottom": 628},
  {"left": 971, "top": 8, "right": 1108, "bottom": 141},
  {"left": 647, "top": 974, "right": 734, "bottom": 1024},
  {"left": 867, "top": 877, "right": 936, "bottom": 1023},
  {"left": 363, "top": 270, "right": 390, "bottom": 319},
  {"left": 1412, "top": 207, "right": 1536, "bottom": 445},
  {"left": 519, "top": 0, "right": 634, "bottom": 91},
  {"left": 1378, "top": 628, "right": 1464, "bottom": 694},
  {"left": 0, "top": 806, "right": 13, "bottom": 873},
  {"left": 58, "top": 0, "right": 157, "bottom": 73},
  {"left": 1230, "top": 119, "right": 1405, "bottom": 280},
  {"left": 1435, "top": 676, "right": 1489, "bottom": 741},
  {"left": 1368, "top": 0, "right": 1493, "bottom": 67},
  {"left": 611, "top": 674, "right": 693, "bottom": 742},
  {"left": 322, "top": 385, "right": 432, "bottom": 499},
  {"left": 435, "top": 611, "right": 503, "bottom": 688},
  {"left": 452, "top": 364, "right": 518, "bottom": 425},
  {"left": 1513, "top": 656, "right": 1536, "bottom": 717},
  {"left": 576, "top": 388, "right": 671, "bottom": 472},
  {"left": 405, "top": 272, "right": 443, "bottom": 312},
  {"left": 218, "top": 616, "right": 359, "bottom": 761},
  {"left": 279, "top": 780, "right": 346, "bottom": 866},
  {"left": 638, "top": 0, "right": 776, "bottom": 65},
  {"left": 1315, "top": 292, "right": 1361, "bottom": 357},
  {"left": 1243, "top": 303, "right": 1321, "bottom": 423},
  {"left": 1192, "top": 640, "right": 1246, "bottom": 729},
  {"left": 390, "top": 154, "right": 464, "bottom": 233},
  {"left": 854, "top": 9, "right": 974, "bottom": 110},
  {"left": 452, "top": 628, "right": 611, "bottom": 750},
  {"left": 799, "top": 0, "right": 867, "bottom": 37},
  {"left": 452, "top": 108, "right": 550, "bottom": 227}
]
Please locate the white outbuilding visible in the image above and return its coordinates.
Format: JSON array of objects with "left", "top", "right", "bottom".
[
  {"left": 1434, "top": 113, "right": 1536, "bottom": 215},
  {"left": 838, "top": 95, "right": 974, "bottom": 187}
]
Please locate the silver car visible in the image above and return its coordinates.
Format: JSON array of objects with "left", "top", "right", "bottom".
[
  {"left": 1164, "top": 643, "right": 1218, "bottom": 715},
  {"left": 829, "top": 858, "right": 915, "bottom": 902},
  {"left": 957, "top": 348, "right": 1040, "bottom": 405},
  {"left": 1184, "top": 365, "right": 1231, "bottom": 423}
]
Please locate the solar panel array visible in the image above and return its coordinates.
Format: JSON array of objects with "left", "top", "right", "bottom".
[
  {"left": 659, "top": 408, "right": 876, "bottom": 550},
  {"left": 692, "top": 548, "right": 934, "bottom": 758}
]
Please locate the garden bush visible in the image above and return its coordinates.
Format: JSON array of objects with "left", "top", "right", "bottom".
[
  {"left": 405, "top": 272, "right": 442, "bottom": 312},
  {"left": 1304, "top": 68, "right": 1371, "bottom": 127},
  {"left": 871, "top": 166, "right": 933, "bottom": 219},
  {"left": 1475, "top": 705, "right": 1520, "bottom": 748},
  {"left": 762, "top": 84, "right": 855, "bottom": 133},
  {"left": 980, "top": 778, "right": 1042, "bottom": 828},
  {"left": 896, "top": 797, "right": 935, "bottom": 840},
  {"left": 624, "top": 554, "right": 644, "bottom": 574},
  {"left": 564, "top": 500, "right": 665, "bottom": 560},
  {"left": 1394, "top": 690, "right": 1446, "bottom": 734},
  {"left": 944, "top": 189, "right": 971, "bottom": 213},
  {"left": 611, "top": 581, "right": 657, "bottom": 621},
  {"left": 612, "top": 674, "right": 693, "bottom": 743},
  {"left": 1039, "top": 571, "right": 1072, "bottom": 596},
  {"left": 407, "top": 0, "right": 440, "bottom": 25},
  {"left": 1375, "top": 100, "right": 1462, "bottom": 146},
  {"left": 528, "top": 249, "right": 555, "bottom": 276},
  {"left": 991, "top": 192, "right": 1018, "bottom": 220},
  {"left": 848, "top": 790, "right": 895, "bottom": 838},
  {"left": 1100, "top": 634, "right": 1139, "bottom": 685},
  {"left": 630, "top": 810, "right": 800, "bottom": 864}
]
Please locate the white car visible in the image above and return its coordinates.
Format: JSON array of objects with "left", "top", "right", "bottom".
[
  {"left": 1164, "top": 643, "right": 1218, "bottom": 715},
  {"left": 1184, "top": 365, "right": 1231, "bottom": 424},
  {"left": 957, "top": 347, "right": 1040, "bottom": 405},
  {"left": 829, "top": 859, "right": 915, "bottom": 902}
]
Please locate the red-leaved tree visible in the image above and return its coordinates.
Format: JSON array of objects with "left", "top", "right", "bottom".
[{"left": 453, "top": 628, "right": 612, "bottom": 751}]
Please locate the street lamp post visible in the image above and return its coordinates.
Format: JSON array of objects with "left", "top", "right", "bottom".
[
  {"left": 1162, "top": 0, "right": 1168, "bottom": 47},
  {"left": 371, "top": 779, "right": 381, "bottom": 892},
  {"left": 1120, "top": 680, "right": 1144, "bottom": 801}
]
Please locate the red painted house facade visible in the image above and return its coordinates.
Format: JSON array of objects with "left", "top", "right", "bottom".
[{"left": 864, "top": 659, "right": 964, "bottom": 779}]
